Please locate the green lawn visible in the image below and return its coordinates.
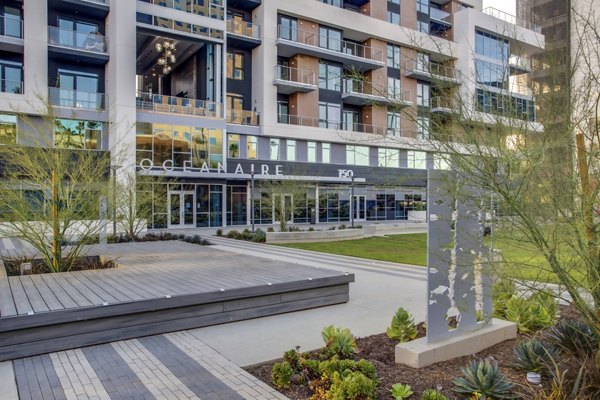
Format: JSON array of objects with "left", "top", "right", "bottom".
[{"left": 277, "top": 233, "right": 577, "bottom": 283}]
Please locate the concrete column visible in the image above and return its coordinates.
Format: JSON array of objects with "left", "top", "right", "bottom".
[
  {"left": 222, "top": 184, "right": 227, "bottom": 227},
  {"left": 22, "top": 0, "right": 48, "bottom": 112},
  {"left": 106, "top": 0, "right": 137, "bottom": 175}
]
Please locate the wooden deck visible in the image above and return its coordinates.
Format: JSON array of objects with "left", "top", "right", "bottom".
[{"left": 0, "top": 241, "right": 354, "bottom": 361}]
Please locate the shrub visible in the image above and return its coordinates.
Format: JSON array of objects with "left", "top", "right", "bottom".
[
  {"left": 182, "top": 234, "right": 211, "bottom": 245},
  {"left": 511, "top": 339, "right": 558, "bottom": 373},
  {"left": 216, "top": 228, "right": 223, "bottom": 236},
  {"left": 318, "top": 358, "right": 377, "bottom": 382},
  {"left": 390, "top": 383, "right": 414, "bottom": 399},
  {"left": 387, "top": 307, "right": 418, "bottom": 343},
  {"left": 547, "top": 319, "right": 600, "bottom": 359},
  {"left": 328, "top": 226, "right": 337, "bottom": 230},
  {"left": 321, "top": 325, "right": 357, "bottom": 358},
  {"left": 267, "top": 227, "right": 275, "bottom": 233},
  {"left": 327, "top": 371, "right": 377, "bottom": 400},
  {"left": 338, "top": 224, "right": 347, "bottom": 230},
  {"left": 271, "top": 361, "right": 294, "bottom": 389},
  {"left": 308, "top": 227, "right": 315, "bottom": 231},
  {"left": 283, "top": 348, "right": 301, "bottom": 372},
  {"left": 252, "top": 228, "right": 266, "bottom": 243},
  {"left": 452, "top": 359, "right": 516, "bottom": 400},
  {"left": 226, "top": 230, "right": 241, "bottom": 239},
  {"left": 420, "top": 389, "right": 448, "bottom": 400},
  {"left": 503, "top": 293, "right": 557, "bottom": 334},
  {"left": 493, "top": 279, "right": 516, "bottom": 318}
]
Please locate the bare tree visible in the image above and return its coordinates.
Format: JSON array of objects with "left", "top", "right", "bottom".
[{"left": 259, "top": 179, "right": 311, "bottom": 232}]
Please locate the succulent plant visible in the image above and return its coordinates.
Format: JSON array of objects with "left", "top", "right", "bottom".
[
  {"left": 547, "top": 319, "right": 600, "bottom": 358},
  {"left": 420, "top": 389, "right": 449, "bottom": 400},
  {"left": 511, "top": 339, "right": 558, "bottom": 373},
  {"left": 321, "top": 325, "right": 357, "bottom": 358},
  {"left": 452, "top": 359, "right": 517, "bottom": 399},
  {"left": 271, "top": 361, "right": 294, "bottom": 389},
  {"left": 387, "top": 307, "right": 418, "bottom": 343},
  {"left": 390, "top": 383, "right": 414, "bottom": 399}
]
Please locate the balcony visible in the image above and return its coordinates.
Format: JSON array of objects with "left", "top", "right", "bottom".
[
  {"left": 509, "top": 56, "right": 532, "bottom": 74},
  {"left": 48, "top": 26, "right": 109, "bottom": 64},
  {"left": 49, "top": 0, "right": 109, "bottom": 17},
  {"left": 0, "top": 15, "right": 23, "bottom": 40},
  {"left": 136, "top": 12, "right": 224, "bottom": 41},
  {"left": 404, "top": 59, "right": 460, "bottom": 85},
  {"left": 276, "top": 25, "right": 385, "bottom": 72},
  {"left": 341, "top": 79, "right": 389, "bottom": 106},
  {"left": 0, "top": 79, "right": 23, "bottom": 95},
  {"left": 138, "top": 0, "right": 225, "bottom": 21},
  {"left": 226, "top": 19, "right": 261, "bottom": 49},
  {"left": 273, "top": 65, "right": 317, "bottom": 94},
  {"left": 49, "top": 87, "right": 106, "bottom": 111},
  {"left": 431, "top": 96, "right": 454, "bottom": 114},
  {"left": 482, "top": 7, "right": 541, "bottom": 34},
  {"left": 136, "top": 92, "right": 222, "bottom": 118},
  {"left": 430, "top": 8, "right": 452, "bottom": 27},
  {"left": 277, "top": 114, "right": 387, "bottom": 135},
  {"left": 227, "top": 109, "right": 259, "bottom": 126}
]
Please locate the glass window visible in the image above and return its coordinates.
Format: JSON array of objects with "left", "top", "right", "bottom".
[
  {"left": 270, "top": 138, "right": 280, "bottom": 160},
  {"left": 417, "top": 82, "right": 430, "bottom": 107},
  {"left": 417, "top": 0, "right": 429, "bottom": 14},
  {"left": 416, "top": 52, "right": 430, "bottom": 71},
  {"left": 247, "top": 135, "right": 257, "bottom": 159},
  {"left": 417, "top": 115, "right": 430, "bottom": 139},
  {"left": 434, "top": 154, "right": 450, "bottom": 170},
  {"left": 57, "top": 69, "right": 100, "bottom": 109},
  {"left": 378, "top": 148, "right": 399, "bottom": 167},
  {"left": 387, "top": 11, "right": 400, "bottom": 24},
  {"left": 322, "top": 143, "right": 330, "bottom": 163},
  {"left": 277, "top": 102, "right": 289, "bottom": 123},
  {"left": 319, "top": 26, "right": 342, "bottom": 52},
  {"left": 418, "top": 20, "right": 429, "bottom": 34},
  {"left": 208, "top": 129, "right": 223, "bottom": 168},
  {"left": 407, "top": 150, "right": 427, "bottom": 169},
  {"left": 387, "top": 111, "right": 401, "bottom": 136},
  {"left": 228, "top": 134, "right": 240, "bottom": 158},
  {"left": 319, "top": 102, "right": 341, "bottom": 129},
  {"left": 346, "top": 145, "right": 369, "bottom": 166},
  {"left": 476, "top": 59, "right": 508, "bottom": 89},
  {"left": 279, "top": 15, "right": 297, "bottom": 41},
  {"left": 0, "top": 60, "right": 22, "bottom": 94},
  {"left": 0, "top": 114, "right": 16, "bottom": 144},
  {"left": 387, "top": 43, "right": 401, "bottom": 69},
  {"left": 342, "top": 110, "right": 358, "bottom": 132},
  {"left": 227, "top": 51, "right": 244, "bottom": 80},
  {"left": 387, "top": 77, "right": 402, "bottom": 100},
  {"left": 307, "top": 141, "right": 317, "bottom": 162},
  {"left": 475, "top": 30, "right": 509, "bottom": 61},
  {"left": 286, "top": 139, "right": 296, "bottom": 161},
  {"left": 321, "top": 0, "right": 342, "bottom": 6},
  {"left": 54, "top": 119, "right": 102, "bottom": 150},
  {"left": 318, "top": 62, "right": 341, "bottom": 91},
  {"left": 2, "top": 6, "right": 22, "bottom": 38}
]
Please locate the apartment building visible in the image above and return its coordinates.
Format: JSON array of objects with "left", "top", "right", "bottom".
[{"left": 0, "top": 0, "right": 543, "bottom": 229}]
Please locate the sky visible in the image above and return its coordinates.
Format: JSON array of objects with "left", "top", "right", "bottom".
[{"left": 482, "top": 0, "right": 516, "bottom": 14}]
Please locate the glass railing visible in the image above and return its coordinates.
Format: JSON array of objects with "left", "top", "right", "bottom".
[
  {"left": 77, "top": 0, "right": 107, "bottom": 4},
  {"left": 0, "top": 79, "right": 23, "bottom": 94},
  {"left": 226, "top": 109, "right": 259, "bottom": 125},
  {"left": 136, "top": 13, "right": 224, "bottom": 40},
  {"left": 139, "top": 0, "right": 225, "bottom": 20},
  {"left": 277, "top": 113, "right": 386, "bottom": 135},
  {"left": 430, "top": 8, "right": 451, "bottom": 22},
  {"left": 405, "top": 59, "right": 459, "bottom": 81},
  {"left": 274, "top": 65, "right": 316, "bottom": 86},
  {"left": 277, "top": 25, "right": 384, "bottom": 64},
  {"left": 509, "top": 56, "right": 531, "bottom": 71},
  {"left": 0, "top": 15, "right": 23, "bottom": 39},
  {"left": 226, "top": 19, "right": 260, "bottom": 40},
  {"left": 49, "top": 87, "right": 105, "bottom": 110},
  {"left": 343, "top": 79, "right": 380, "bottom": 96},
  {"left": 136, "top": 91, "right": 222, "bottom": 118},
  {"left": 431, "top": 96, "right": 454, "bottom": 110},
  {"left": 482, "top": 7, "right": 541, "bottom": 33},
  {"left": 48, "top": 26, "right": 108, "bottom": 53}
]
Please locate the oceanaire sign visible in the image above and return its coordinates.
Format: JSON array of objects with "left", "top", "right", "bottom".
[{"left": 138, "top": 158, "right": 354, "bottom": 179}]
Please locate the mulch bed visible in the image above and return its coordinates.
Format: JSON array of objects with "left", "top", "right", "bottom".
[
  {"left": 246, "top": 306, "right": 582, "bottom": 400},
  {"left": 3, "top": 255, "right": 117, "bottom": 276}
]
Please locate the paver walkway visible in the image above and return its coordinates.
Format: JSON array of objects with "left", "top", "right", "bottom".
[{"left": 4, "top": 330, "right": 289, "bottom": 400}]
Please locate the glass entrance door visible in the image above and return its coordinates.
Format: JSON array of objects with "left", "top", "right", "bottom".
[
  {"left": 352, "top": 195, "right": 366, "bottom": 221},
  {"left": 169, "top": 191, "right": 195, "bottom": 228}
]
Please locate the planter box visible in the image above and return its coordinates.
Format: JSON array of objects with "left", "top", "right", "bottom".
[
  {"left": 266, "top": 228, "right": 365, "bottom": 244},
  {"left": 407, "top": 211, "right": 427, "bottom": 222}
]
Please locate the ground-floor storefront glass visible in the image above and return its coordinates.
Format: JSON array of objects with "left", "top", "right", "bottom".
[{"left": 140, "top": 178, "right": 427, "bottom": 228}]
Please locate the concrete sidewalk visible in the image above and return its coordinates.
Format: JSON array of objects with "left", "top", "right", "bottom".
[{"left": 188, "top": 237, "right": 428, "bottom": 366}]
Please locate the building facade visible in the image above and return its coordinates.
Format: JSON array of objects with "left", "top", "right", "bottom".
[{"left": 0, "top": 0, "right": 543, "bottom": 229}]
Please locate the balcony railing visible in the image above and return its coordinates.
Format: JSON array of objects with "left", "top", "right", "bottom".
[
  {"left": 343, "top": 79, "right": 381, "bottom": 97},
  {"left": 49, "top": 87, "right": 106, "bottom": 110},
  {"left": 430, "top": 8, "right": 451, "bottom": 23},
  {"left": 226, "top": 19, "right": 260, "bottom": 40},
  {"left": 139, "top": 0, "right": 224, "bottom": 20},
  {"left": 431, "top": 96, "right": 454, "bottom": 111},
  {"left": 404, "top": 59, "right": 459, "bottom": 82},
  {"left": 274, "top": 65, "right": 316, "bottom": 86},
  {"left": 509, "top": 56, "right": 532, "bottom": 72},
  {"left": 0, "top": 15, "right": 23, "bottom": 39},
  {"left": 277, "top": 113, "right": 386, "bottom": 135},
  {"left": 227, "top": 109, "right": 259, "bottom": 125},
  {"left": 136, "top": 92, "right": 222, "bottom": 118},
  {"left": 482, "top": 7, "right": 541, "bottom": 33},
  {"left": 48, "top": 26, "right": 108, "bottom": 53},
  {"left": 276, "top": 25, "right": 384, "bottom": 64},
  {"left": 0, "top": 79, "right": 23, "bottom": 94}
]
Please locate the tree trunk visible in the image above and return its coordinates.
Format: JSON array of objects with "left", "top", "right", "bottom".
[{"left": 51, "top": 170, "right": 61, "bottom": 272}]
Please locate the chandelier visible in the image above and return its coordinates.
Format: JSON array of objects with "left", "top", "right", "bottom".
[{"left": 155, "top": 40, "right": 177, "bottom": 75}]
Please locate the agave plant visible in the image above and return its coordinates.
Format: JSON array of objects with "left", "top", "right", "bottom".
[
  {"left": 387, "top": 307, "right": 418, "bottom": 343},
  {"left": 547, "top": 319, "right": 600, "bottom": 358},
  {"left": 511, "top": 339, "right": 558, "bottom": 373},
  {"left": 452, "top": 359, "right": 517, "bottom": 399}
]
